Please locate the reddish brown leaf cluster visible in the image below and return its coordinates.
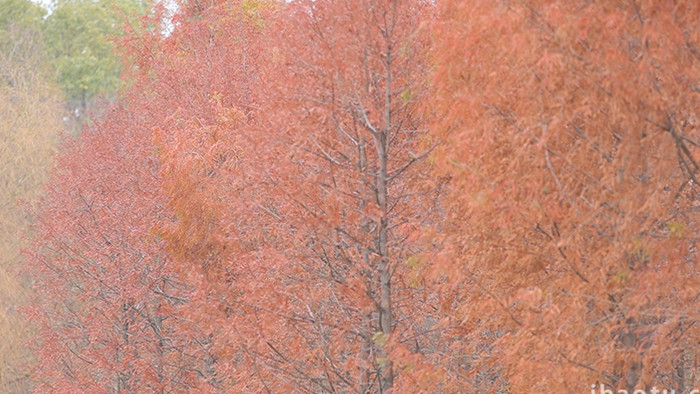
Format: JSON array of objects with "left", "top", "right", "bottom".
[
  {"left": 23, "top": 0, "right": 699, "bottom": 392},
  {"left": 430, "top": 0, "right": 700, "bottom": 392},
  {"left": 24, "top": 104, "right": 215, "bottom": 392}
]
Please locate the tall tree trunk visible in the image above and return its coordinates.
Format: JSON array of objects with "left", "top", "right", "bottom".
[{"left": 377, "top": 17, "right": 394, "bottom": 389}]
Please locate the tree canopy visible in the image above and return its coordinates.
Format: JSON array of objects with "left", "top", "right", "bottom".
[{"left": 16, "top": 0, "right": 700, "bottom": 392}]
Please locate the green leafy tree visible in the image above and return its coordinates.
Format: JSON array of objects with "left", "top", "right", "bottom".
[
  {"left": 42, "top": 0, "right": 148, "bottom": 116},
  {"left": 0, "top": 0, "right": 44, "bottom": 41}
]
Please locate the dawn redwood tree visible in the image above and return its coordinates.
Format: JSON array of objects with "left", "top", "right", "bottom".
[
  {"left": 429, "top": 0, "right": 699, "bottom": 391},
  {"left": 24, "top": 101, "right": 216, "bottom": 392},
  {"left": 245, "top": 1, "right": 445, "bottom": 391},
  {"left": 123, "top": 0, "right": 280, "bottom": 389},
  {"left": 17, "top": 0, "right": 448, "bottom": 391},
  {"left": 141, "top": 0, "right": 447, "bottom": 391}
]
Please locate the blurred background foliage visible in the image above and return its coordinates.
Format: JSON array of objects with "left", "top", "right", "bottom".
[
  {"left": 0, "top": 11, "right": 62, "bottom": 392},
  {"left": 42, "top": 0, "right": 149, "bottom": 117}
]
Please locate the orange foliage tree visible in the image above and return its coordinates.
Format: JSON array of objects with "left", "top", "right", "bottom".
[
  {"left": 139, "top": 0, "right": 447, "bottom": 391},
  {"left": 24, "top": 101, "right": 216, "bottom": 392},
  {"left": 429, "top": 0, "right": 700, "bottom": 391},
  {"left": 24, "top": 0, "right": 700, "bottom": 391},
  {"left": 237, "top": 1, "right": 443, "bottom": 391}
]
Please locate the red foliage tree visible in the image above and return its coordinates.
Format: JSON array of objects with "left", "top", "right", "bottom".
[
  {"left": 121, "top": 1, "right": 284, "bottom": 390},
  {"left": 429, "top": 0, "right": 700, "bottom": 391},
  {"left": 24, "top": 101, "right": 216, "bottom": 392},
  {"left": 139, "top": 0, "right": 448, "bottom": 391},
  {"left": 24, "top": 0, "right": 699, "bottom": 391},
  {"left": 231, "top": 1, "right": 443, "bottom": 391}
]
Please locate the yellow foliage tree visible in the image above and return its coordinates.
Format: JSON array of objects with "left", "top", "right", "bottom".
[{"left": 0, "top": 22, "right": 64, "bottom": 392}]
